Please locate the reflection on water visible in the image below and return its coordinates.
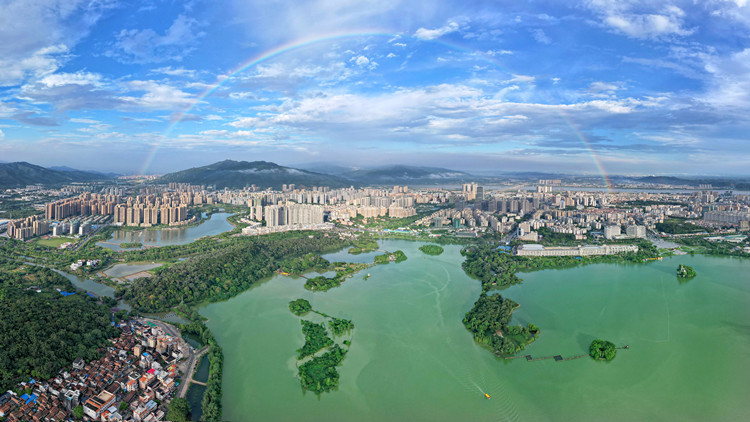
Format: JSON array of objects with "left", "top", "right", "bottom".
[
  {"left": 97, "top": 213, "right": 234, "bottom": 251},
  {"left": 52, "top": 269, "right": 131, "bottom": 311},
  {"left": 185, "top": 384, "right": 206, "bottom": 421}
]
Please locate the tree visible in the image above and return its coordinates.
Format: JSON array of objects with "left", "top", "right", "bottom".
[
  {"left": 589, "top": 339, "right": 617, "bottom": 361},
  {"left": 166, "top": 397, "right": 191, "bottom": 422},
  {"left": 119, "top": 401, "right": 129, "bottom": 412},
  {"left": 73, "top": 405, "right": 84, "bottom": 420}
]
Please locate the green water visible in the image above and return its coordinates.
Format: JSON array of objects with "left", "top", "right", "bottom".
[{"left": 199, "top": 240, "right": 750, "bottom": 421}]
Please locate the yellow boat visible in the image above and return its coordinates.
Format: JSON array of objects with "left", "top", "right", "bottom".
[{"left": 484, "top": 393, "right": 490, "bottom": 399}]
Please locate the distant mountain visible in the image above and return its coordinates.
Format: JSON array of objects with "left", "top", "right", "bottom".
[
  {"left": 293, "top": 162, "right": 358, "bottom": 176},
  {"left": 0, "top": 162, "right": 113, "bottom": 188},
  {"left": 49, "top": 166, "right": 120, "bottom": 178},
  {"left": 157, "top": 160, "right": 352, "bottom": 189},
  {"left": 342, "top": 165, "right": 474, "bottom": 185}
]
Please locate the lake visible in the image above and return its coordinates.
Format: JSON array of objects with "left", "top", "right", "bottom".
[
  {"left": 96, "top": 213, "right": 234, "bottom": 251},
  {"left": 199, "top": 240, "right": 750, "bottom": 421}
]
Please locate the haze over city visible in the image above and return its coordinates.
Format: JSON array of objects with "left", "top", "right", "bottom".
[{"left": 1, "top": 0, "right": 749, "bottom": 175}]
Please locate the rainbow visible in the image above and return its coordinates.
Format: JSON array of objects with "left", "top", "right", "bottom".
[{"left": 141, "top": 31, "right": 614, "bottom": 193}]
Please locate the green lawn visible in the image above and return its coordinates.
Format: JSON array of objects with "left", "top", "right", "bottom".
[{"left": 35, "top": 237, "right": 76, "bottom": 248}]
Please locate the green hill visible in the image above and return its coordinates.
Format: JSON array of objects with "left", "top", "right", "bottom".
[
  {"left": 0, "top": 162, "right": 112, "bottom": 188},
  {"left": 157, "top": 160, "right": 352, "bottom": 189}
]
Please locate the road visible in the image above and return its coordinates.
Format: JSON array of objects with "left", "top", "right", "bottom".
[
  {"left": 176, "top": 345, "right": 209, "bottom": 398},
  {"left": 140, "top": 318, "right": 207, "bottom": 397}
]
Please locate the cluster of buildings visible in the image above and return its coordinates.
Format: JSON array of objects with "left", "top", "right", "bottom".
[
  {"left": 5, "top": 215, "right": 49, "bottom": 240},
  {"left": 42, "top": 192, "right": 195, "bottom": 228},
  {"left": 514, "top": 243, "right": 639, "bottom": 257},
  {"left": 0, "top": 320, "right": 188, "bottom": 422}
]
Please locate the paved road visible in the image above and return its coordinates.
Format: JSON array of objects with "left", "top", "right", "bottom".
[{"left": 176, "top": 345, "right": 210, "bottom": 398}]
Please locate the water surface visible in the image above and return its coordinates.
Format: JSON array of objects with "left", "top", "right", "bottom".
[
  {"left": 200, "top": 240, "right": 750, "bottom": 421},
  {"left": 96, "top": 213, "right": 233, "bottom": 251}
]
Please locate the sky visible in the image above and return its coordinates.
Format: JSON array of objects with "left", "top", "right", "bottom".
[{"left": 1, "top": 0, "right": 749, "bottom": 176}]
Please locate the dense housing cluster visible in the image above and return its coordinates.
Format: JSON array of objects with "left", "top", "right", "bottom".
[{"left": 0, "top": 319, "right": 191, "bottom": 422}]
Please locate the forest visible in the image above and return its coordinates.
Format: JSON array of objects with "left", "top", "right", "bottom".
[
  {"left": 122, "top": 232, "right": 351, "bottom": 312},
  {"left": 298, "top": 344, "right": 348, "bottom": 395},
  {"left": 328, "top": 317, "right": 354, "bottom": 336},
  {"left": 0, "top": 261, "right": 119, "bottom": 391},
  {"left": 348, "top": 237, "right": 379, "bottom": 254},
  {"left": 297, "top": 321, "right": 334, "bottom": 359},
  {"left": 655, "top": 218, "right": 706, "bottom": 234},
  {"left": 462, "top": 293, "right": 537, "bottom": 356},
  {"left": 462, "top": 241, "right": 659, "bottom": 292}
]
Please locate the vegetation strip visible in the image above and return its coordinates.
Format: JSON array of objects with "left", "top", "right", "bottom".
[{"left": 289, "top": 300, "right": 354, "bottom": 394}]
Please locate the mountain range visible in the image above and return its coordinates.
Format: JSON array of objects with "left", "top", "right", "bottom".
[
  {"left": 157, "top": 160, "right": 479, "bottom": 188},
  {"left": 0, "top": 162, "right": 113, "bottom": 188},
  {"left": 156, "top": 160, "right": 352, "bottom": 189}
]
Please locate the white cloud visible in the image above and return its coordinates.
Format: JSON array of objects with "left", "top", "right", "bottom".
[
  {"left": 531, "top": 29, "right": 551, "bottom": 44},
  {"left": 0, "top": 0, "right": 113, "bottom": 87},
  {"left": 151, "top": 67, "right": 199, "bottom": 78},
  {"left": 222, "top": 83, "right": 664, "bottom": 146},
  {"left": 702, "top": 48, "right": 750, "bottom": 108},
  {"left": 38, "top": 72, "right": 104, "bottom": 88},
  {"left": 0, "top": 129, "right": 4, "bottom": 140},
  {"left": 586, "top": 3, "right": 693, "bottom": 39},
  {"left": 351, "top": 55, "right": 378, "bottom": 69},
  {"left": 353, "top": 55, "right": 370, "bottom": 66},
  {"left": 200, "top": 130, "right": 229, "bottom": 136},
  {"left": 70, "top": 118, "right": 101, "bottom": 124},
  {"left": 0, "top": 45, "right": 68, "bottom": 87},
  {"left": 485, "top": 49, "right": 513, "bottom": 56},
  {"left": 414, "top": 21, "right": 460, "bottom": 40},
  {"left": 108, "top": 14, "right": 204, "bottom": 63},
  {"left": 120, "top": 80, "right": 196, "bottom": 110},
  {"left": 504, "top": 74, "right": 536, "bottom": 84},
  {"left": 230, "top": 117, "right": 263, "bottom": 128}
]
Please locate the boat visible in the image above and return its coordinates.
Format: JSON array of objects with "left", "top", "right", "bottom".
[{"left": 484, "top": 393, "right": 490, "bottom": 399}]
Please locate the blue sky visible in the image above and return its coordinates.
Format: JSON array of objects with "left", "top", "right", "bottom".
[{"left": 1, "top": 0, "right": 749, "bottom": 176}]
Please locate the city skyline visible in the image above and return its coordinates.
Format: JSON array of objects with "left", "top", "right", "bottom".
[{"left": 2, "top": 1, "right": 750, "bottom": 175}]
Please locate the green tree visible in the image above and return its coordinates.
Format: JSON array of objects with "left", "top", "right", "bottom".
[
  {"left": 73, "top": 405, "right": 84, "bottom": 420},
  {"left": 589, "top": 339, "right": 617, "bottom": 361},
  {"left": 165, "top": 397, "right": 190, "bottom": 422},
  {"left": 289, "top": 299, "right": 312, "bottom": 316}
]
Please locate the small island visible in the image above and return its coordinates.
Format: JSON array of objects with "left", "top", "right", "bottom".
[
  {"left": 289, "top": 298, "right": 312, "bottom": 316},
  {"left": 418, "top": 244, "right": 444, "bottom": 256},
  {"left": 462, "top": 293, "right": 538, "bottom": 356},
  {"left": 303, "top": 262, "right": 373, "bottom": 291},
  {"left": 589, "top": 339, "right": 617, "bottom": 361},
  {"left": 374, "top": 250, "right": 407, "bottom": 264},
  {"left": 291, "top": 305, "right": 355, "bottom": 395},
  {"left": 676, "top": 264, "right": 696, "bottom": 279}
]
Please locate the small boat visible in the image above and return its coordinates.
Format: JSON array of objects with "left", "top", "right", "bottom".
[{"left": 484, "top": 393, "right": 490, "bottom": 399}]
